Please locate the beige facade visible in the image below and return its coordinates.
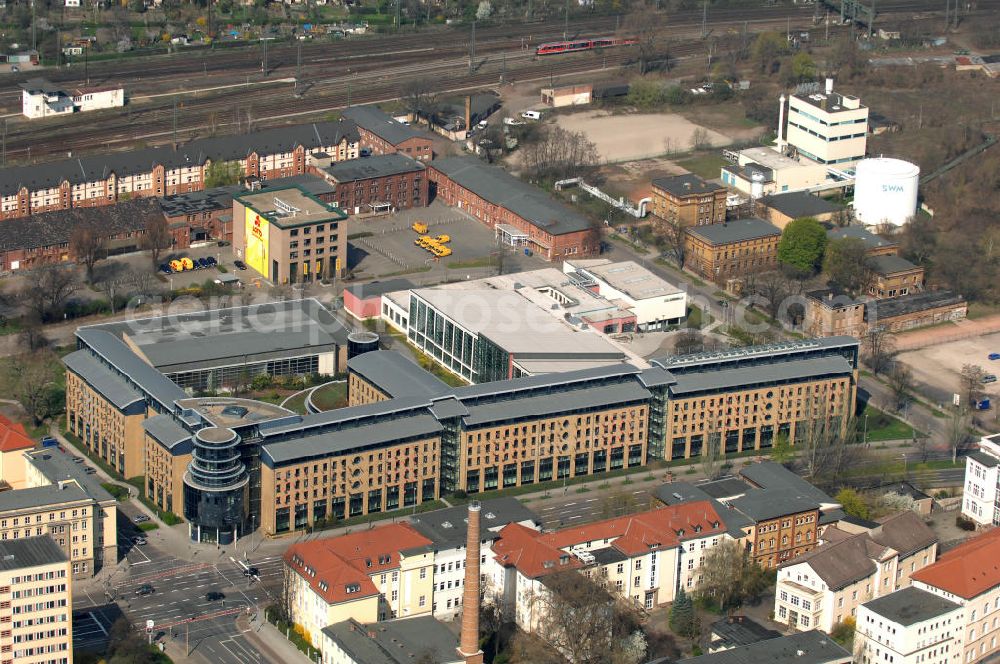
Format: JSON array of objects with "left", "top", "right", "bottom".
[
  {"left": 64, "top": 368, "right": 147, "bottom": 479},
  {"left": 143, "top": 435, "right": 190, "bottom": 517},
  {"left": 260, "top": 435, "right": 442, "bottom": 536},
  {"left": 0, "top": 536, "right": 73, "bottom": 664},
  {"left": 805, "top": 290, "right": 866, "bottom": 339},
  {"left": 650, "top": 174, "right": 727, "bottom": 227},
  {"left": 346, "top": 373, "right": 390, "bottom": 407}
]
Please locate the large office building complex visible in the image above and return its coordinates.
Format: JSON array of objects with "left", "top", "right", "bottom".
[{"left": 64, "top": 294, "right": 859, "bottom": 541}]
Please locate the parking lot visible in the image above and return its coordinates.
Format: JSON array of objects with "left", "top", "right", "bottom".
[
  {"left": 897, "top": 331, "right": 1000, "bottom": 406},
  {"left": 347, "top": 200, "right": 549, "bottom": 280}
]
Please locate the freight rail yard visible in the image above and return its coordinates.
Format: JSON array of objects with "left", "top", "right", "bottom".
[{"left": 0, "top": 0, "right": 990, "bottom": 160}]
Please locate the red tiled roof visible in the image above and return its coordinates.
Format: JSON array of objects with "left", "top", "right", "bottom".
[
  {"left": 911, "top": 528, "right": 1000, "bottom": 599},
  {"left": 283, "top": 522, "right": 433, "bottom": 605},
  {"left": 0, "top": 415, "right": 34, "bottom": 452},
  {"left": 494, "top": 501, "right": 725, "bottom": 578}
]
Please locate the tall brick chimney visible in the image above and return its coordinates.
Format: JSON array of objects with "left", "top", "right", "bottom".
[
  {"left": 465, "top": 95, "right": 472, "bottom": 134},
  {"left": 458, "top": 501, "right": 484, "bottom": 664}
]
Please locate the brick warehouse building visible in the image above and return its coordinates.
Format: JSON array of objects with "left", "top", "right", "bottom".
[
  {"left": 0, "top": 197, "right": 164, "bottom": 271},
  {"left": 311, "top": 152, "right": 428, "bottom": 214},
  {"left": 0, "top": 120, "right": 361, "bottom": 221},
  {"left": 342, "top": 105, "right": 434, "bottom": 162},
  {"left": 428, "top": 156, "right": 599, "bottom": 261}
]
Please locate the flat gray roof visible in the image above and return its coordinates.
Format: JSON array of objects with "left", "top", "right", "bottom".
[
  {"left": 685, "top": 218, "right": 781, "bottom": 245},
  {"left": 323, "top": 153, "right": 424, "bottom": 182},
  {"left": 668, "top": 356, "right": 853, "bottom": 396},
  {"left": 577, "top": 260, "right": 683, "bottom": 300},
  {"left": 678, "top": 630, "right": 851, "bottom": 664},
  {"left": 410, "top": 497, "right": 538, "bottom": 550},
  {"left": 759, "top": 192, "right": 844, "bottom": 219},
  {"left": 24, "top": 449, "right": 115, "bottom": 504},
  {"left": 63, "top": 350, "right": 145, "bottom": 411},
  {"left": 969, "top": 451, "right": 1000, "bottom": 468},
  {"left": 463, "top": 380, "right": 650, "bottom": 427},
  {"left": 651, "top": 173, "right": 725, "bottom": 197},
  {"left": 321, "top": 616, "right": 459, "bottom": 664},
  {"left": 825, "top": 225, "right": 896, "bottom": 250},
  {"left": 862, "top": 586, "right": 960, "bottom": 626},
  {"left": 430, "top": 156, "right": 593, "bottom": 236},
  {"left": 0, "top": 482, "right": 90, "bottom": 512},
  {"left": 740, "top": 461, "right": 837, "bottom": 505},
  {"left": 867, "top": 290, "right": 963, "bottom": 320},
  {"left": 83, "top": 298, "right": 350, "bottom": 374},
  {"left": 341, "top": 105, "right": 430, "bottom": 146},
  {"left": 869, "top": 254, "right": 919, "bottom": 275},
  {"left": 262, "top": 413, "right": 443, "bottom": 465},
  {"left": 654, "top": 336, "right": 859, "bottom": 372},
  {"left": 0, "top": 536, "right": 67, "bottom": 570},
  {"left": 348, "top": 351, "right": 450, "bottom": 399},
  {"left": 143, "top": 414, "right": 193, "bottom": 453}
]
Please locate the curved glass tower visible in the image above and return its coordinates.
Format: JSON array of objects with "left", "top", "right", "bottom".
[{"left": 183, "top": 427, "right": 248, "bottom": 544}]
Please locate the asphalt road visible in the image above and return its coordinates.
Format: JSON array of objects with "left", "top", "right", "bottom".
[{"left": 73, "top": 532, "right": 284, "bottom": 664}]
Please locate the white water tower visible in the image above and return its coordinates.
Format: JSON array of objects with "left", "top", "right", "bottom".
[{"left": 853, "top": 157, "right": 920, "bottom": 227}]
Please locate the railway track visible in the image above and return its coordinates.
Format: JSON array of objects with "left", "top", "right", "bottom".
[{"left": 0, "top": 0, "right": 993, "bottom": 160}]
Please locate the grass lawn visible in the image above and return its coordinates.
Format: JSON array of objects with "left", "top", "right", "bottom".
[
  {"left": 859, "top": 405, "right": 917, "bottom": 442},
  {"left": 675, "top": 152, "right": 729, "bottom": 180},
  {"left": 101, "top": 483, "right": 130, "bottom": 502},
  {"left": 686, "top": 304, "right": 703, "bottom": 329},
  {"left": 446, "top": 257, "right": 496, "bottom": 270},
  {"left": 309, "top": 382, "right": 348, "bottom": 412},
  {"left": 281, "top": 391, "right": 310, "bottom": 415},
  {"left": 968, "top": 302, "right": 1000, "bottom": 320},
  {"left": 138, "top": 522, "right": 160, "bottom": 532}
]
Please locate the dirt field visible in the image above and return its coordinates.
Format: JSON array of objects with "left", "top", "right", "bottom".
[
  {"left": 555, "top": 110, "right": 732, "bottom": 162},
  {"left": 897, "top": 331, "right": 1000, "bottom": 406}
]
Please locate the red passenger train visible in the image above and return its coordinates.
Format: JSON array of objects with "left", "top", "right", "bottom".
[{"left": 535, "top": 36, "right": 638, "bottom": 56}]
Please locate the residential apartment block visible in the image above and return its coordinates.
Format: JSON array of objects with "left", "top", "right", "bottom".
[
  {"left": 962, "top": 433, "right": 1000, "bottom": 526},
  {"left": 283, "top": 523, "right": 435, "bottom": 639},
  {"left": 341, "top": 106, "right": 433, "bottom": 162},
  {"left": 0, "top": 121, "right": 360, "bottom": 221},
  {"left": 857, "top": 527, "right": 1000, "bottom": 664},
  {"left": 683, "top": 218, "right": 782, "bottom": 284},
  {"left": 311, "top": 152, "right": 428, "bottom": 214},
  {"left": 857, "top": 586, "right": 963, "bottom": 664},
  {"left": 650, "top": 174, "right": 727, "bottom": 227},
  {"left": 774, "top": 511, "right": 937, "bottom": 633},
  {"left": 0, "top": 536, "right": 73, "bottom": 664},
  {"left": 0, "top": 449, "right": 117, "bottom": 578}
]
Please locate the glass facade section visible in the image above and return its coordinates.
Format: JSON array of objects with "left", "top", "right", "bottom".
[{"left": 183, "top": 427, "right": 248, "bottom": 545}]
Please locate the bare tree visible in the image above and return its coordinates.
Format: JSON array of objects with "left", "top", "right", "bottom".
[
  {"left": 690, "top": 127, "right": 711, "bottom": 151},
  {"left": 520, "top": 125, "right": 598, "bottom": 180},
  {"left": 8, "top": 351, "right": 61, "bottom": 427},
  {"left": 659, "top": 219, "right": 686, "bottom": 268},
  {"left": 947, "top": 408, "right": 971, "bottom": 463},
  {"left": 863, "top": 326, "right": 895, "bottom": 376},
  {"left": 888, "top": 362, "right": 913, "bottom": 412},
  {"left": 697, "top": 539, "right": 770, "bottom": 611},
  {"left": 700, "top": 422, "right": 723, "bottom": 481},
  {"left": 623, "top": 9, "right": 669, "bottom": 75},
  {"left": 960, "top": 364, "right": 986, "bottom": 408},
  {"left": 70, "top": 222, "right": 107, "bottom": 284},
  {"left": 142, "top": 215, "right": 173, "bottom": 269},
  {"left": 400, "top": 77, "right": 439, "bottom": 124},
  {"left": 19, "top": 265, "right": 79, "bottom": 324},
  {"left": 523, "top": 571, "right": 645, "bottom": 664}
]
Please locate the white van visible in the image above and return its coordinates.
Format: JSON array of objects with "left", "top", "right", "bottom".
[{"left": 521, "top": 110, "right": 542, "bottom": 120}]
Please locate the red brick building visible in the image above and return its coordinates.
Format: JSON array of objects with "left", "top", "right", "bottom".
[
  {"left": 310, "top": 153, "right": 428, "bottom": 214},
  {"left": 0, "top": 121, "right": 360, "bottom": 221},
  {"left": 342, "top": 106, "right": 433, "bottom": 162},
  {"left": 0, "top": 198, "right": 164, "bottom": 272},
  {"left": 428, "top": 156, "right": 598, "bottom": 261}
]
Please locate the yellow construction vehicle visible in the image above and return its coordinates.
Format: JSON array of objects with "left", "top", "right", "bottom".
[
  {"left": 412, "top": 222, "right": 428, "bottom": 234},
  {"left": 435, "top": 234, "right": 451, "bottom": 244}
]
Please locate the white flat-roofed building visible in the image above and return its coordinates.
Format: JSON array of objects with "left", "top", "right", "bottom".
[
  {"left": 20, "top": 78, "right": 124, "bottom": 119},
  {"left": 962, "top": 433, "right": 1000, "bottom": 526},
  {"left": 779, "top": 81, "right": 869, "bottom": 167},
  {"left": 856, "top": 586, "right": 963, "bottom": 664},
  {"left": 564, "top": 259, "right": 687, "bottom": 330},
  {"left": 722, "top": 147, "right": 829, "bottom": 197},
  {"left": 72, "top": 85, "right": 125, "bottom": 112}
]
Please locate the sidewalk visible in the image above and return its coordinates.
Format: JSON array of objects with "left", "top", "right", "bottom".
[{"left": 236, "top": 612, "right": 314, "bottom": 664}]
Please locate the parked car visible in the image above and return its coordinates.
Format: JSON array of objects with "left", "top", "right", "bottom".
[
  {"left": 84, "top": 467, "right": 96, "bottom": 475},
  {"left": 233, "top": 260, "right": 247, "bottom": 271},
  {"left": 503, "top": 117, "right": 525, "bottom": 126},
  {"left": 521, "top": 110, "right": 542, "bottom": 120},
  {"left": 243, "top": 566, "right": 260, "bottom": 578},
  {"left": 982, "top": 374, "right": 998, "bottom": 384},
  {"left": 989, "top": 353, "right": 1000, "bottom": 360},
  {"left": 135, "top": 584, "right": 155, "bottom": 596},
  {"left": 159, "top": 264, "right": 172, "bottom": 275},
  {"left": 205, "top": 256, "right": 218, "bottom": 266},
  {"left": 40, "top": 436, "right": 58, "bottom": 448},
  {"left": 72, "top": 457, "right": 84, "bottom": 464},
  {"left": 205, "top": 591, "right": 225, "bottom": 601},
  {"left": 132, "top": 537, "right": 147, "bottom": 546},
  {"left": 132, "top": 514, "right": 150, "bottom": 523},
  {"left": 196, "top": 258, "right": 210, "bottom": 269}
]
